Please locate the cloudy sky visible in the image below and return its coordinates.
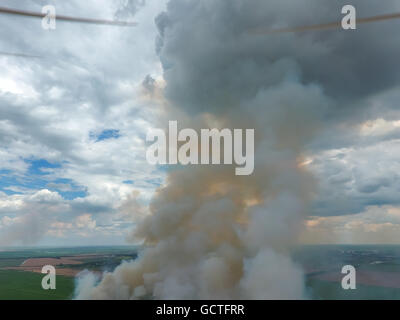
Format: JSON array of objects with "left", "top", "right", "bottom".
[
  {"left": 0, "top": 0, "right": 400, "bottom": 247},
  {"left": 0, "top": 0, "right": 168, "bottom": 246}
]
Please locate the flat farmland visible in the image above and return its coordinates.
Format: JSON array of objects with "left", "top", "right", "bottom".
[
  {"left": 0, "top": 269, "right": 75, "bottom": 300},
  {"left": 0, "top": 246, "right": 138, "bottom": 300}
]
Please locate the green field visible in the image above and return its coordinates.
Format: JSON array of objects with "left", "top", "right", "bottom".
[
  {"left": 0, "top": 246, "right": 138, "bottom": 300},
  {"left": 0, "top": 259, "right": 25, "bottom": 268},
  {"left": 0, "top": 270, "right": 75, "bottom": 300}
]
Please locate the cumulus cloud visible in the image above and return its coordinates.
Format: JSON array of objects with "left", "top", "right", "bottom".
[
  {"left": 309, "top": 122, "right": 400, "bottom": 216},
  {"left": 0, "top": 0, "right": 167, "bottom": 245},
  {"left": 302, "top": 206, "right": 400, "bottom": 244},
  {"left": 0, "top": 189, "right": 120, "bottom": 245}
]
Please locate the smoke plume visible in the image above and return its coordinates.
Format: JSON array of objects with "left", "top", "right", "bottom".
[{"left": 76, "top": 0, "right": 400, "bottom": 299}]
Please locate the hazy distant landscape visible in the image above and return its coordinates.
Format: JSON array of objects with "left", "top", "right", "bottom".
[
  {"left": 1, "top": 245, "right": 400, "bottom": 300},
  {"left": 296, "top": 245, "right": 400, "bottom": 299}
]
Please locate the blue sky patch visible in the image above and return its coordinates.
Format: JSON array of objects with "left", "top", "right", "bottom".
[
  {"left": 91, "top": 129, "right": 121, "bottom": 142},
  {"left": 0, "top": 163, "right": 87, "bottom": 200},
  {"left": 26, "top": 158, "right": 62, "bottom": 176}
]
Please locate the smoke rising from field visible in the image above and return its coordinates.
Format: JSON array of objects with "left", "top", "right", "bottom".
[{"left": 76, "top": 0, "right": 400, "bottom": 299}]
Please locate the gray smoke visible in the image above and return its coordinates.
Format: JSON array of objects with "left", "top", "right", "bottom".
[{"left": 76, "top": 0, "right": 400, "bottom": 299}]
